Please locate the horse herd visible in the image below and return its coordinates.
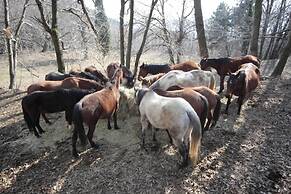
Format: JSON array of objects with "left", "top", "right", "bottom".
[{"left": 21, "top": 55, "right": 260, "bottom": 168}]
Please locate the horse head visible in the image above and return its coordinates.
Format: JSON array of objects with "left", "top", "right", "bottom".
[
  {"left": 138, "top": 63, "right": 148, "bottom": 80},
  {"left": 226, "top": 71, "right": 246, "bottom": 98},
  {"left": 199, "top": 58, "right": 209, "bottom": 70}
]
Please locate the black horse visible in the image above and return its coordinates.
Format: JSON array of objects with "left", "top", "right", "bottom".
[
  {"left": 22, "top": 88, "right": 94, "bottom": 137},
  {"left": 138, "top": 63, "right": 171, "bottom": 80}
]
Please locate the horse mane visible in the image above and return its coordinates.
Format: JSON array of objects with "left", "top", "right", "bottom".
[{"left": 136, "top": 89, "right": 148, "bottom": 105}]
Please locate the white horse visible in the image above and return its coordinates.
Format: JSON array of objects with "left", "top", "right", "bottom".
[
  {"left": 135, "top": 88, "right": 202, "bottom": 167},
  {"left": 149, "top": 70, "right": 216, "bottom": 91}
]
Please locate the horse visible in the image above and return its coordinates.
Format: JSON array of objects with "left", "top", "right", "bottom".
[
  {"left": 107, "top": 63, "right": 134, "bottom": 88},
  {"left": 154, "top": 88, "right": 208, "bottom": 134},
  {"left": 45, "top": 72, "right": 73, "bottom": 81},
  {"left": 138, "top": 61, "right": 200, "bottom": 81},
  {"left": 140, "top": 73, "right": 165, "bottom": 87},
  {"left": 191, "top": 86, "right": 221, "bottom": 130},
  {"left": 135, "top": 88, "right": 202, "bottom": 167},
  {"left": 27, "top": 77, "right": 103, "bottom": 124},
  {"left": 170, "top": 61, "right": 201, "bottom": 71},
  {"left": 149, "top": 70, "right": 216, "bottom": 91},
  {"left": 225, "top": 63, "right": 260, "bottom": 115},
  {"left": 200, "top": 55, "right": 261, "bottom": 93},
  {"left": 22, "top": 88, "right": 94, "bottom": 137},
  {"left": 84, "top": 65, "right": 109, "bottom": 84},
  {"left": 72, "top": 67, "right": 123, "bottom": 157},
  {"left": 138, "top": 63, "right": 171, "bottom": 80}
]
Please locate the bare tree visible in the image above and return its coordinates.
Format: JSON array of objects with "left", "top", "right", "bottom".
[
  {"left": 126, "top": 0, "right": 134, "bottom": 69},
  {"left": 248, "top": 0, "right": 263, "bottom": 56},
  {"left": 133, "top": 0, "right": 158, "bottom": 77},
  {"left": 271, "top": 12, "right": 291, "bottom": 77},
  {"left": 3, "top": 0, "right": 30, "bottom": 89},
  {"left": 35, "top": 0, "right": 65, "bottom": 73},
  {"left": 120, "top": 0, "right": 125, "bottom": 66},
  {"left": 194, "top": 0, "right": 208, "bottom": 58}
]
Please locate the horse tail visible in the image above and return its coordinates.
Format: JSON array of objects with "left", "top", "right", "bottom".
[
  {"left": 187, "top": 110, "right": 202, "bottom": 167},
  {"left": 73, "top": 102, "right": 87, "bottom": 146},
  {"left": 209, "top": 74, "right": 216, "bottom": 91},
  {"left": 212, "top": 95, "right": 221, "bottom": 128},
  {"left": 199, "top": 95, "right": 209, "bottom": 134}
]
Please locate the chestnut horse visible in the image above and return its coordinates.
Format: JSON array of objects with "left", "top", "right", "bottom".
[
  {"left": 22, "top": 89, "right": 93, "bottom": 137},
  {"left": 225, "top": 63, "right": 260, "bottom": 115},
  {"left": 154, "top": 88, "right": 208, "bottom": 133},
  {"left": 200, "top": 55, "right": 260, "bottom": 93},
  {"left": 140, "top": 73, "right": 165, "bottom": 87},
  {"left": 72, "top": 68, "right": 123, "bottom": 157},
  {"left": 135, "top": 88, "right": 202, "bottom": 167},
  {"left": 107, "top": 63, "right": 134, "bottom": 88},
  {"left": 84, "top": 65, "right": 109, "bottom": 84},
  {"left": 138, "top": 61, "right": 200, "bottom": 80},
  {"left": 150, "top": 70, "right": 216, "bottom": 91}
]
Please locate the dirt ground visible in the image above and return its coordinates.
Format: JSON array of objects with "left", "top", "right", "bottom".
[{"left": 0, "top": 53, "right": 291, "bottom": 193}]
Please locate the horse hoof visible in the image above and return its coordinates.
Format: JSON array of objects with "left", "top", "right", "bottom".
[
  {"left": 114, "top": 126, "right": 120, "bottom": 130},
  {"left": 107, "top": 126, "right": 112, "bottom": 130}
]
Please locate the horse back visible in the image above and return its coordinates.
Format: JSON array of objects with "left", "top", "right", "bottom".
[{"left": 171, "top": 61, "right": 200, "bottom": 71}]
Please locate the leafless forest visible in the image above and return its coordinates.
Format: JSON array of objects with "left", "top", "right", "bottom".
[{"left": 0, "top": 0, "right": 291, "bottom": 193}]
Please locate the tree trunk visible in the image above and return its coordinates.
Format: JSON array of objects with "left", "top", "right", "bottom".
[
  {"left": 94, "top": 0, "right": 110, "bottom": 56},
  {"left": 259, "top": 0, "right": 274, "bottom": 58},
  {"left": 194, "top": 0, "right": 208, "bottom": 58},
  {"left": 248, "top": 0, "right": 263, "bottom": 56},
  {"left": 176, "top": 0, "right": 186, "bottom": 63},
  {"left": 119, "top": 0, "right": 125, "bottom": 66},
  {"left": 241, "top": 0, "right": 253, "bottom": 55},
  {"left": 271, "top": 13, "right": 291, "bottom": 77},
  {"left": 133, "top": 0, "right": 158, "bottom": 77},
  {"left": 126, "top": 0, "right": 134, "bottom": 69},
  {"left": 264, "top": 0, "right": 286, "bottom": 59},
  {"left": 51, "top": 0, "right": 65, "bottom": 73},
  {"left": 3, "top": 0, "right": 15, "bottom": 89}
]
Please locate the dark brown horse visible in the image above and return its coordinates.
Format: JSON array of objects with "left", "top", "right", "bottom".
[
  {"left": 200, "top": 55, "right": 260, "bottom": 93},
  {"left": 138, "top": 61, "right": 200, "bottom": 80},
  {"left": 154, "top": 88, "right": 209, "bottom": 134},
  {"left": 84, "top": 65, "right": 109, "bottom": 84},
  {"left": 22, "top": 89, "right": 94, "bottom": 137},
  {"left": 106, "top": 63, "right": 134, "bottom": 88},
  {"left": 45, "top": 72, "right": 73, "bottom": 81},
  {"left": 225, "top": 63, "right": 260, "bottom": 115},
  {"left": 72, "top": 68, "right": 123, "bottom": 157},
  {"left": 27, "top": 77, "right": 103, "bottom": 124}
]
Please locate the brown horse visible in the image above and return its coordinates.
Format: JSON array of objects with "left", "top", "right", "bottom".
[
  {"left": 138, "top": 61, "right": 200, "bottom": 80},
  {"left": 191, "top": 86, "right": 221, "bottom": 130},
  {"left": 84, "top": 65, "right": 109, "bottom": 84},
  {"left": 200, "top": 55, "right": 260, "bottom": 93},
  {"left": 27, "top": 77, "right": 103, "bottom": 94},
  {"left": 72, "top": 68, "right": 123, "bottom": 157},
  {"left": 225, "top": 63, "right": 260, "bottom": 115},
  {"left": 154, "top": 88, "right": 209, "bottom": 134},
  {"left": 106, "top": 63, "right": 134, "bottom": 88}
]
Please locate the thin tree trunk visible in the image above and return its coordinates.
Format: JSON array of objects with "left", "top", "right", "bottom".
[
  {"left": 126, "top": 0, "right": 134, "bottom": 69},
  {"left": 271, "top": 13, "right": 291, "bottom": 76},
  {"left": 176, "top": 0, "right": 186, "bottom": 63},
  {"left": 259, "top": 0, "right": 274, "bottom": 58},
  {"left": 241, "top": 0, "right": 253, "bottom": 55},
  {"left": 133, "top": 0, "right": 158, "bottom": 77},
  {"left": 248, "top": 0, "right": 263, "bottom": 56},
  {"left": 120, "top": 0, "right": 125, "bottom": 66},
  {"left": 3, "top": 0, "right": 15, "bottom": 89},
  {"left": 194, "top": 0, "right": 208, "bottom": 58}
]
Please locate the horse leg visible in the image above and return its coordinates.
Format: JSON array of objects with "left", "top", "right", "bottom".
[
  {"left": 218, "top": 75, "right": 225, "bottom": 94},
  {"left": 72, "top": 128, "right": 79, "bottom": 158},
  {"left": 224, "top": 95, "right": 232, "bottom": 114},
  {"left": 36, "top": 113, "right": 45, "bottom": 134},
  {"left": 87, "top": 123, "right": 99, "bottom": 149},
  {"left": 42, "top": 113, "right": 52, "bottom": 125},
  {"left": 166, "top": 129, "right": 173, "bottom": 144},
  {"left": 152, "top": 127, "right": 158, "bottom": 142},
  {"left": 140, "top": 116, "right": 150, "bottom": 149},
  {"left": 107, "top": 117, "right": 112, "bottom": 130},
  {"left": 237, "top": 95, "right": 244, "bottom": 115},
  {"left": 113, "top": 109, "right": 120, "bottom": 129},
  {"left": 65, "top": 110, "right": 73, "bottom": 129},
  {"left": 177, "top": 140, "right": 188, "bottom": 168},
  {"left": 204, "top": 114, "right": 212, "bottom": 132}
]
